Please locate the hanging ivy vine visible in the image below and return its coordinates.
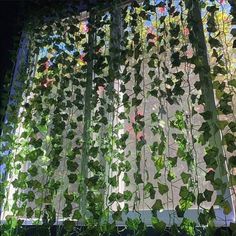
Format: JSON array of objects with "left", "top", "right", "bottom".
[{"left": 1, "top": 0, "right": 236, "bottom": 235}]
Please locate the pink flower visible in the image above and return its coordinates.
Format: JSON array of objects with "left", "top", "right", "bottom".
[
  {"left": 186, "top": 48, "right": 193, "bottom": 58},
  {"left": 183, "top": 27, "right": 190, "bottom": 37},
  {"left": 81, "top": 22, "right": 89, "bottom": 33},
  {"left": 79, "top": 53, "right": 87, "bottom": 65},
  {"left": 219, "top": 0, "right": 225, "bottom": 4},
  {"left": 137, "top": 110, "right": 144, "bottom": 116},
  {"left": 130, "top": 110, "right": 144, "bottom": 123},
  {"left": 125, "top": 123, "right": 135, "bottom": 140},
  {"left": 130, "top": 114, "right": 135, "bottom": 123},
  {"left": 41, "top": 78, "right": 54, "bottom": 88},
  {"left": 125, "top": 123, "right": 134, "bottom": 133},
  {"left": 137, "top": 131, "right": 144, "bottom": 141},
  {"left": 147, "top": 26, "right": 159, "bottom": 45},
  {"left": 125, "top": 124, "right": 144, "bottom": 142},
  {"left": 194, "top": 104, "right": 204, "bottom": 113},
  {"left": 147, "top": 26, "right": 155, "bottom": 35},
  {"left": 80, "top": 53, "right": 85, "bottom": 61},
  {"left": 158, "top": 6, "right": 166, "bottom": 14}
]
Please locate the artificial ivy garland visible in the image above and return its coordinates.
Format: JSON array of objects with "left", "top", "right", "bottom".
[{"left": 1, "top": 0, "right": 236, "bottom": 235}]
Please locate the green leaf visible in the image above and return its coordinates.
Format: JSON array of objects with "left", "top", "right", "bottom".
[
  {"left": 203, "top": 189, "right": 213, "bottom": 202},
  {"left": 158, "top": 182, "right": 169, "bottom": 195},
  {"left": 99, "top": 117, "right": 108, "bottom": 125},
  {"left": 228, "top": 79, "right": 236, "bottom": 88},
  {"left": 148, "top": 70, "right": 155, "bottom": 78},
  {"left": 179, "top": 186, "right": 189, "bottom": 199},
  {"left": 108, "top": 176, "right": 118, "bottom": 187},
  {"left": 229, "top": 156, "right": 236, "bottom": 168},
  {"left": 212, "top": 178, "right": 226, "bottom": 192},
  {"left": 224, "top": 133, "right": 236, "bottom": 148},
  {"left": 37, "top": 124, "right": 47, "bottom": 133},
  {"left": 28, "top": 165, "right": 38, "bottom": 177},
  {"left": 222, "top": 200, "right": 232, "bottom": 215},
  {"left": 180, "top": 218, "right": 196, "bottom": 236},
  {"left": 124, "top": 190, "right": 133, "bottom": 201},
  {"left": 28, "top": 191, "right": 35, "bottom": 202},
  {"left": 152, "top": 199, "right": 163, "bottom": 212},
  {"left": 213, "top": 66, "right": 227, "bottom": 75},
  {"left": 148, "top": 59, "right": 155, "bottom": 68},
  {"left": 168, "top": 156, "right": 177, "bottom": 167},
  {"left": 32, "top": 138, "right": 43, "bottom": 148},
  {"left": 27, "top": 149, "right": 43, "bottom": 163},
  {"left": 151, "top": 217, "right": 166, "bottom": 233},
  {"left": 72, "top": 210, "right": 81, "bottom": 220},
  {"left": 171, "top": 52, "right": 180, "bottom": 67},
  {"left": 170, "top": 224, "right": 180, "bottom": 235},
  {"left": 133, "top": 85, "right": 142, "bottom": 95},
  {"left": 35, "top": 209, "right": 41, "bottom": 218},
  {"left": 167, "top": 170, "right": 175, "bottom": 182},
  {"left": 144, "top": 182, "right": 156, "bottom": 199},
  {"left": 153, "top": 156, "right": 165, "bottom": 170},
  {"left": 215, "top": 194, "right": 224, "bottom": 205},
  {"left": 175, "top": 205, "right": 185, "bottom": 218},
  {"left": 109, "top": 192, "right": 117, "bottom": 203},
  {"left": 233, "top": 39, "right": 236, "bottom": 48},
  {"left": 132, "top": 97, "right": 142, "bottom": 106},
  {"left": 26, "top": 207, "right": 34, "bottom": 218},
  {"left": 151, "top": 113, "right": 158, "bottom": 123},
  {"left": 180, "top": 172, "right": 191, "bottom": 184},
  {"left": 230, "top": 222, "right": 236, "bottom": 232},
  {"left": 197, "top": 193, "right": 205, "bottom": 206},
  {"left": 123, "top": 173, "right": 130, "bottom": 186},
  {"left": 198, "top": 212, "right": 208, "bottom": 225},
  {"left": 67, "top": 160, "right": 79, "bottom": 172},
  {"left": 85, "top": 176, "right": 100, "bottom": 188},
  {"left": 68, "top": 174, "right": 77, "bottom": 183},
  {"left": 205, "top": 170, "right": 215, "bottom": 182},
  {"left": 209, "top": 36, "right": 222, "bottom": 48},
  {"left": 126, "top": 218, "right": 140, "bottom": 231},
  {"left": 179, "top": 187, "right": 195, "bottom": 202},
  {"left": 112, "top": 210, "right": 122, "bottom": 221},
  {"left": 64, "top": 191, "right": 74, "bottom": 202},
  {"left": 66, "top": 130, "right": 75, "bottom": 139},
  {"left": 200, "top": 111, "right": 212, "bottom": 120},
  {"left": 38, "top": 57, "right": 48, "bottom": 64},
  {"left": 229, "top": 122, "right": 236, "bottom": 132},
  {"left": 27, "top": 179, "right": 42, "bottom": 189},
  {"left": 118, "top": 112, "right": 127, "bottom": 120},
  {"left": 173, "top": 83, "right": 185, "bottom": 96},
  {"left": 122, "top": 94, "right": 129, "bottom": 103},
  {"left": 63, "top": 204, "right": 73, "bottom": 217},
  {"left": 204, "top": 147, "right": 218, "bottom": 169},
  {"left": 89, "top": 147, "right": 99, "bottom": 157},
  {"left": 172, "top": 111, "right": 185, "bottom": 130},
  {"left": 64, "top": 220, "right": 75, "bottom": 232},
  {"left": 134, "top": 173, "right": 143, "bottom": 184},
  {"left": 216, "top": 120, "right": 228, "bottom": 130},
  {"left": 229, "top": 175, "right": 236, "bottom": 187}
]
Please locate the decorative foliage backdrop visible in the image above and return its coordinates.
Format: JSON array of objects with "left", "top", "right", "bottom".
[{"left": 1, "top": 0, "right": 236, "bottom": 235}]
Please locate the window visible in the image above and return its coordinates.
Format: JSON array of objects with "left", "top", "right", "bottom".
[{"left": 1, "top": 0, "right": 236, "bottom": 234}]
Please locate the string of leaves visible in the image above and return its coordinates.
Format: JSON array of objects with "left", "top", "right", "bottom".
[{"left": 1, "top": 0, "right": 236, "bottom": 235}]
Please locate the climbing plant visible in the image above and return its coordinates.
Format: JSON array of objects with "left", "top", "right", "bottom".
[{"left": 1, "top": 0, "right": 236, "bottom": 235}]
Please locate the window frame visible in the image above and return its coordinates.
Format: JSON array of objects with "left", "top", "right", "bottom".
[{"left": 1, "top": 0, "right": 235, "bottom": 229}]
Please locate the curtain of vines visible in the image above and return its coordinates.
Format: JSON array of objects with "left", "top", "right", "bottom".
[{"left": 1, "top": 0, "right": 236, "bottom": 235}]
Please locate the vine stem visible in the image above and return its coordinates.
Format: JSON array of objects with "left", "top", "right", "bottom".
[{"left": 80, "top": 12, "right": 95, "bottom": 216}]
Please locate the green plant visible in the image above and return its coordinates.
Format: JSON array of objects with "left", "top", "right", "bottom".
[{"left": 1, "top": 0, "right": 236, "bottom": 235}]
